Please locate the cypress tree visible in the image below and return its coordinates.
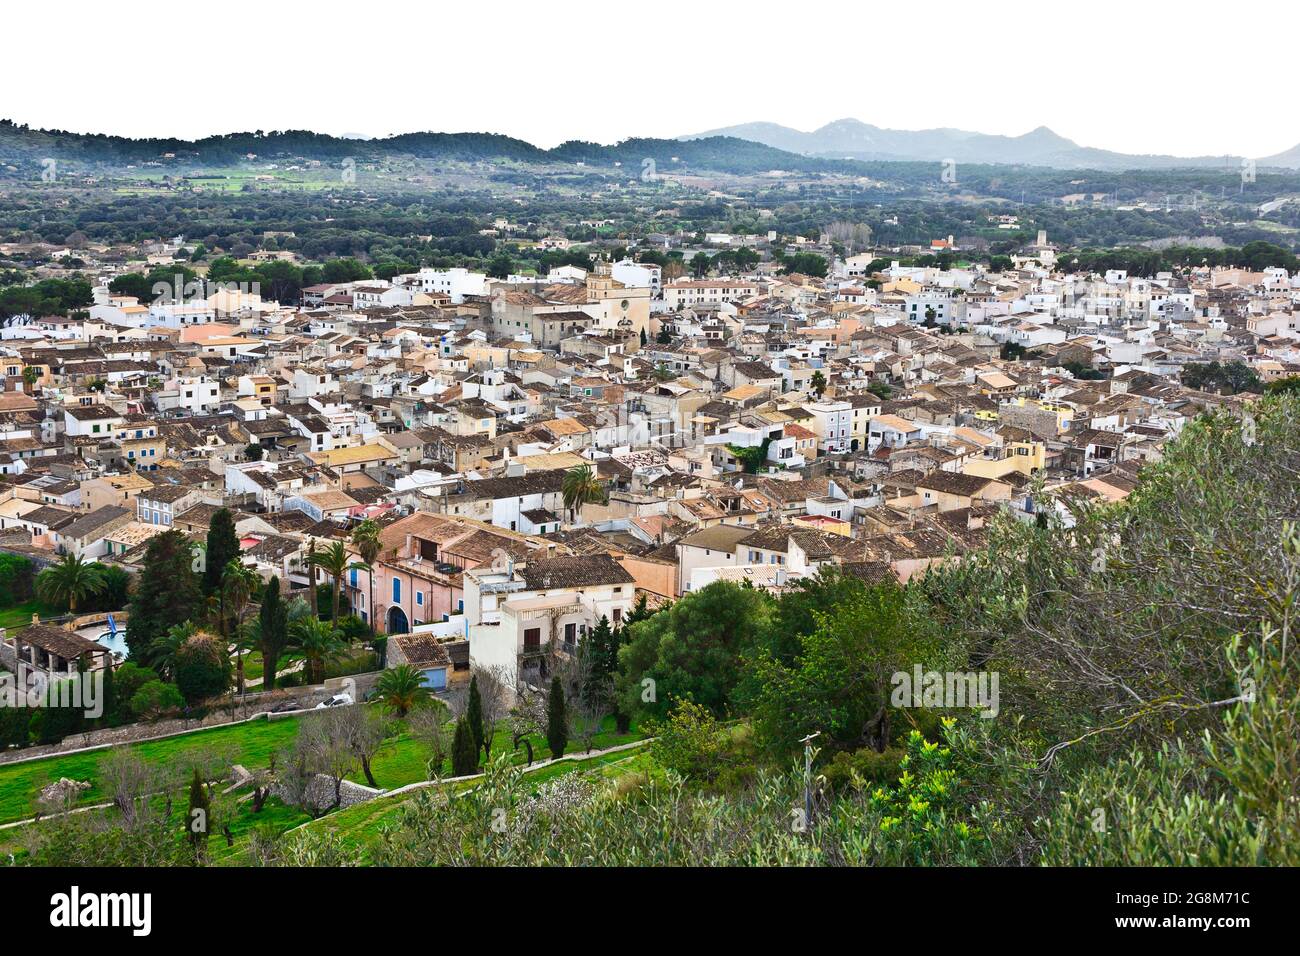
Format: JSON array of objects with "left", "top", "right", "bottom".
[
  {"left": 258, "top": 577, "right": 289, "bottom": 690},
  {"left": 451, "top": 717, "right": 479, "bottom": 776},
  {"left": 546, "top": 676, "right": 568, "bottom": 759},
  {"left": 204, "top": 508, "right": 240, "bottom": 596},
  {"left": 466, "top": 675, "right": 484, "bottom": 756}
]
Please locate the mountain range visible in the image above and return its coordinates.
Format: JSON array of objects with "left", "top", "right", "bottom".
[
  {"left": 5, "top": 118, "right": 1300, "bottom": 179},
  {"left": 682, "top": 118, "right": 1300, "bottom": 170}
]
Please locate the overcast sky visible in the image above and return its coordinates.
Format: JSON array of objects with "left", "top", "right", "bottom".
[{"left": 8, "top": 0, "right": 1296, "bottom": 158}]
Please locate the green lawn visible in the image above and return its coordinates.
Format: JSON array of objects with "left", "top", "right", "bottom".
[
  {"left": 0, "top": 600, "right": 64, "bottom": 632},
  {"left": 312, "top": 747, "right": 654, "bottom": 861},
  {"left": 0, "top": 705, "right": 644, "bottom": 826},
  {"left": 0, "top": 716, "right": 301, "bottom": 825},
  {"left": 350, "top": 714, "right": 643, "bottom": 790}
]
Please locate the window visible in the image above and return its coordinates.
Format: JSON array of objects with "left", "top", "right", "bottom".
[
  {"left": 416, "top": 591, "right": 424, "bottom": 607},
  {"left": 524, "top": 627, "right": 541, "bottom": 648},
  {"left": 392, "top": 578, "right": 401, "bottom": 603},
  {"left": 612, "top": 607, "right": 622, "bottom": 624}
]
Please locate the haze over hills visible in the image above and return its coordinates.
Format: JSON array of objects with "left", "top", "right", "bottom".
[
  {"left": 5, "top": 118, "right": 1300, "bottom": 185},
  {"left": 682, "top": 118, "right": 1299, "bottom": 170}
]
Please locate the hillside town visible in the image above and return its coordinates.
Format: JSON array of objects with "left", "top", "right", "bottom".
[{"left": 0, "top": 224, "right": 1293, "bottom": 700}]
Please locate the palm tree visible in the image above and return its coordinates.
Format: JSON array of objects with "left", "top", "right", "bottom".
[
  {"left": 562, "top": 464, "right": 606, "bottom": 525},
  {"left": 220, "top": 560, "right": 262, "bottom": 692},
  {"left": 309, "top": 541, "right": 349, "bottom": 624},
  {"left": 289, "top": 616, "right": 345, "bottom": 685},
  {"left": 350, "top": 520, "right": 382, "bottom": 638},
  {"left": 375, "top": 664, "right": 431, "bottom": 717},
  {"left": 35, "top": 553, "right": 106, "bottom": 613},
  {"left": 152, "top": 620, "right": 198, "bottom": 681},
  {"left": 810, "top": 370, "right": 827, "bottom": 399}
]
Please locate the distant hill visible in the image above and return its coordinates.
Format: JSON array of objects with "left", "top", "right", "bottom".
[
  {"left": 0, "top": 120, "right": 863, "bottom": 178},
  {"left": 681, "top": 118, "right": 1283, "bottom": 170},
  {"left": 1258, "top": 142, "right": 1300, "bottom": 169},
  {"left": 6, "top": 119, "right": 1297, "bottom": 187}
]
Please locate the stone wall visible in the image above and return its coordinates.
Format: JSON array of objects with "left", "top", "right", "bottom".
[{"left": 273, "top": 773, "right": 381, "bottom": 814}]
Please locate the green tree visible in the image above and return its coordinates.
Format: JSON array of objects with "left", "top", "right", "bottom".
[
  {"left": 289, "top": 616, "right": 345, "bottom": 685},
  {"left": 809, "top": 370, "right": 827, "bottom": 398},
  {"left": 173, "top": 632, "right": 231, "bottom": 705},
  {"left": 309, "top": 541, "right": 349, "bottom": 624},
  {"left": 350, "top": 520, "right": 382, "bottom": 637},
  {"left": 128, "top": 531, "right": 202, "bottom": 669},
  {"left": 130, "top": 680, "right": 183, "bottom": 719},
  {"left": 34, "top": 552, "right": 105, "bottom": 613},
  {"left": 561, "top": 464, "right": 605, "bottom": 523},
  {"left": 451, "top": 717, "right": 479, "bottom": 776},
  {"left": 547, "top": 676, "right": 568, "bottom": 759},
  {"left": 740, "top": 578, "right": 945, "bottom": 758},
  {"left": 220, "top": 560, "right": 261, "bottom": 692},
  {"left": 375, "top": 664, "right": 431, "bottom": 717},
  {"left": 257, "top": 577, "right": 289, "bottom": 690},
  {"left": 467, "top": 674, "right": 484, "bottom": 757},
  {"left": 617, "top": 580, "right": 772, "bottom": 720},
  {"left": 203, "top": 508, "right": 240, "bottom": 596}
]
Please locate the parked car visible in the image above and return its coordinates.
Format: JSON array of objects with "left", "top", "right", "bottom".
[{"left": 315, "top": 693, "right": 354, "bottom": 710}]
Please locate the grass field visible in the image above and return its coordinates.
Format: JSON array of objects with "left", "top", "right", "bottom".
[
  {"left": 351, "top": 714, "right": 642, "bottom": 789},
  {"left": 0, "top": 716, "right": 301, "bottom": 825},
  {"left": 0, "top": 706, "right": 644, "bottom": 826},
  {"left": 0, "top": 600, "right": 64, "bottom": 632},
  {"left": 307, "top": 746, "right": 655, "bottom": 861}
]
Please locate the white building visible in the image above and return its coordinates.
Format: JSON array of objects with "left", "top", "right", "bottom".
[{"left": 395, "top": 267, "right": 487, "bottom": 303}]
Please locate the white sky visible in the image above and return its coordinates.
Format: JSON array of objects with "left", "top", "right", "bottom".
[{"left": 6, "top": 0, "right": 1297, "bottom": 158}]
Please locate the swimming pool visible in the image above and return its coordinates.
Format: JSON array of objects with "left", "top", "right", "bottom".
[{"left": 96, "top": 629, "right": 129, "bottom": 659}]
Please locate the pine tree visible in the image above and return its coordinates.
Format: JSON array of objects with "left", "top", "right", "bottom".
[
  {"left": 204, "top": 508, "right": 240, "bottom": 596},
  {"left": 186, "top": 767, "right": 210, "bottom": 858},
  {"left": 547, "top": 676, "right": 568, "bottom": 759},
  {"left": 451, "top": 717, "right": 479, "bottom": 776},
  {"left": 466, "top": 675, "right": 484, "bottom": 757},
  {"left": 625, "top": 592, "right": 654, "bottom": 626},
  {"left": 128, "top": 530, "right": 202, "bottom": 669}
]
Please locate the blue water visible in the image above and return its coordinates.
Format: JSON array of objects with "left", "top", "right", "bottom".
[{"left": 96, "top": 629, "right": 129, "bottom": 659}]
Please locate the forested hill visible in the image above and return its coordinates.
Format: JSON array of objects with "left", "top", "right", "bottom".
[{"left": 0, "top": 120, "right": 859, "bottom": 176}]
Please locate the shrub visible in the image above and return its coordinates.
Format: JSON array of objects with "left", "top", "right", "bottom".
[
  {"left": 173, "top": 634, "right": 231, "bottom": 705},
  {"left": 648, "top": 700, "right": 725, "bottom": 781},
  {"left": 0, "top": 553, "right": 34, "bottom": 606},
  {"left": 129, "top": 680, "right": 183, "bottom": 719},
  {"left": 822, "top": 746, "right": 906, "bottom": 793}
]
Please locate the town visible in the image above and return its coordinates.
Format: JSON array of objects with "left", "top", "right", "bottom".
[
  {"left": 0, "top": 200, "right": 1294, "bottom": 870},
  {"left": 0, "top": 3, "right": 1295, "bottom": 894}
]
